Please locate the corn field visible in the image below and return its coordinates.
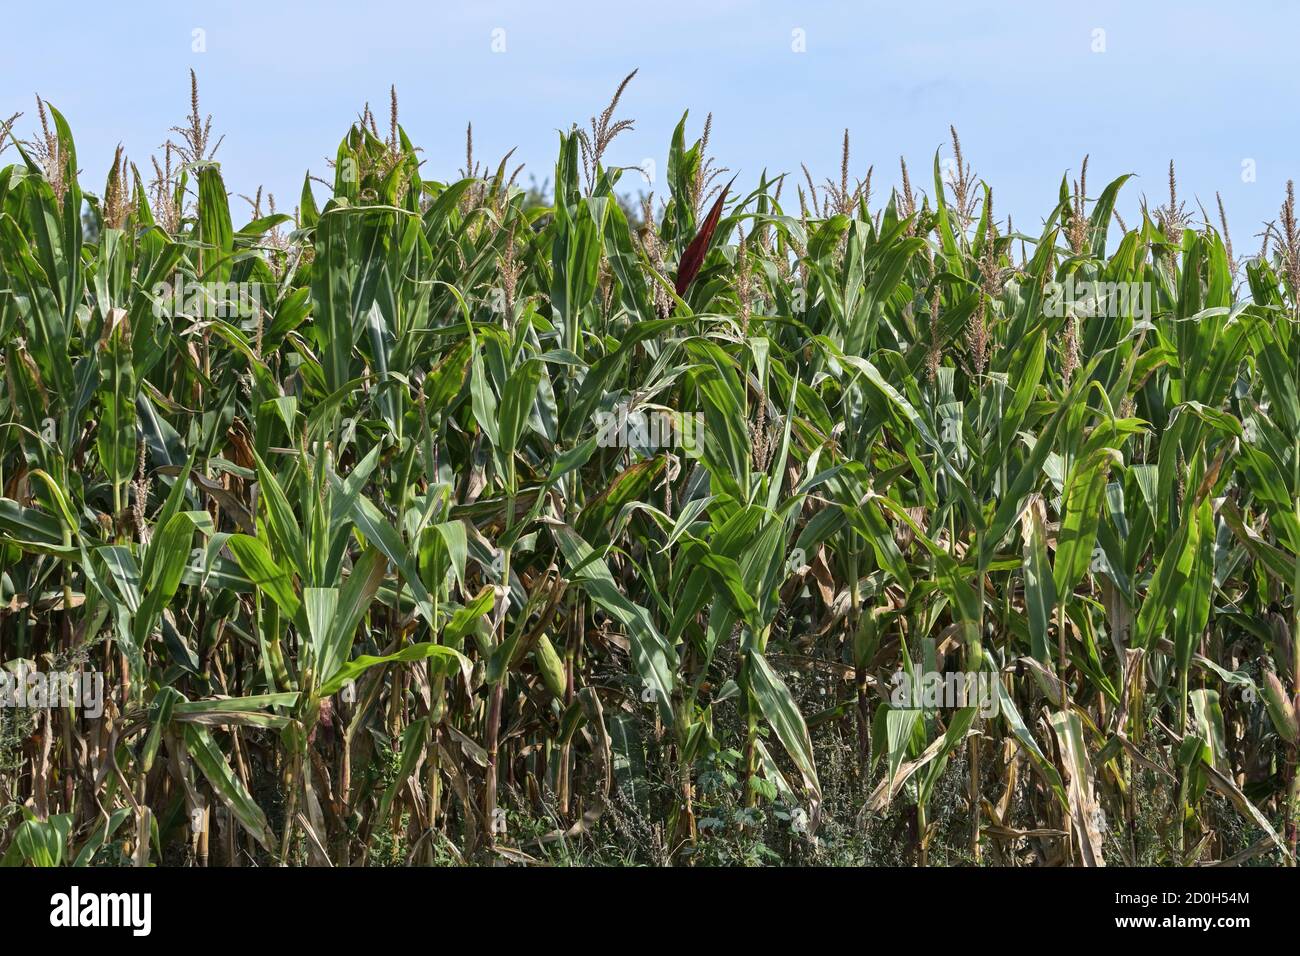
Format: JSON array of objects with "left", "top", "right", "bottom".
[{"left": 1, "top": 74, "right": 1299, "bottom": 868}]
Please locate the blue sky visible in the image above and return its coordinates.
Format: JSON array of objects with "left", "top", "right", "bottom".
[{"left": 3, "top": 1, "right": 1297, "bottom": 244}]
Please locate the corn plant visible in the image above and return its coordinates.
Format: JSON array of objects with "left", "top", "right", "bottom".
[{"left": 0, "top": 78, "right": 1297, "bottom": 867}]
